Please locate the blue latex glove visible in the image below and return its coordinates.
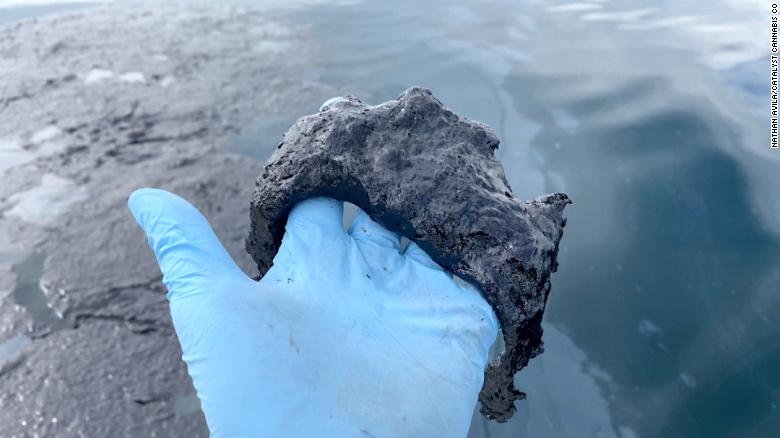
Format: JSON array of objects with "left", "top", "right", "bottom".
[{"left": 128, "top": 189, "right": 498, "bottom": 438}]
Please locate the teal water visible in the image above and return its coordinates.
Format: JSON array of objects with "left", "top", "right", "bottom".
[
  {"left": 237, "top": 2, "right": 776, "bottom": 437},
  {"left": 2, "top": 1, "right": 774, "bottom": 436}
]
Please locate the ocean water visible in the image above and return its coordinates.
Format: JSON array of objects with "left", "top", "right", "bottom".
[
  {"left": 236, "top": 2, "right": 776, "bottom": 435},
  {"left": 2, "top": 0, "right": 774, "bottom": 437}
]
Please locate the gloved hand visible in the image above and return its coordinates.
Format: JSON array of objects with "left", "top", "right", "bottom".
[{"left": 128, "top": 189, "right": 498, "bottom": 438}]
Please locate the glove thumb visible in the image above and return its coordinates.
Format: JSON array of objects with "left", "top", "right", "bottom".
[{"left": 127, "top": 188, "right": 247, "bottom": 300}]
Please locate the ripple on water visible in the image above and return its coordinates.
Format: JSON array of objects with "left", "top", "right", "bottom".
[{"left": 469, "top": 324, "right": 635, "bottom": 438}]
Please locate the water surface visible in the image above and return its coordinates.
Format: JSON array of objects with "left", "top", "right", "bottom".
[{"left": 234, "top": 1, "right": 775, "bottom": 436}]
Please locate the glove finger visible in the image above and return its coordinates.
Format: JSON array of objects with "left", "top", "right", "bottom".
[
  {"left": 403, "top": 241, "right": 443, "bottom": 271},
  {"left": 284, "top": 197, "right": 345, "bottom": 242},
  {"left": 276, "top": 197, "right": 346, "bottom": 269},
  {"left": 128, "top": 188, "right": 247, "bottom": 299},
  {"left": 348, "top": 209, "right": 402, "bottom": 250}
]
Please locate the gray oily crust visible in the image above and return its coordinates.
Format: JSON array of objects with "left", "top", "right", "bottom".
[{"left": 246, "top": 87, "right": 570, "bottom": 421}]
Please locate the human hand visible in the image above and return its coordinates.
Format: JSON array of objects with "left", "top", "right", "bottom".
[{"left": 128, "top": 189, "right": 498, "bottom": 437}]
